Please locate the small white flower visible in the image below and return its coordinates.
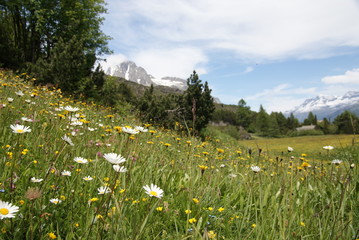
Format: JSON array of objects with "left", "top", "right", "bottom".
[
  {"left": 25, "top": 99, "right": 31, "bottom": 104},
  {"left": 61, "top": 170, "right": 71, "bottom": 176},
  {"left": 98, "top": 186, "right": 111, "bottom": 195},
  {"left": 62, "top": 135, "right": 74, "bottom": 146},
  {"left": 7, "top": 97, "right": 13, "bottom": 103},
  {"left": 50, "top": 198, "right": 62, "bottom": 204},
  {"left": 83, "top": 176, "right": 93, "bottom": 181},
  {"left": 143, "top": 184, "right": 164, "bottom": 199},
  {"left": 288, "top": 147, "right": 294, "bottom": 152},
  {"left": 0, "top": 200, "right": 19, "bottom": 219},
  {"left": 88, "top": 127, "right": 95, "bottom": 131},
  {"left": 64, "top": 106, "right": 80, "bottom": 112},
  {"left": 30, "top": 177, "right": 43, "bottom": 183},
  {"left": 10, "top": 124, "right": 31, "bottom": 133},
  {"left": 134, "top": 126, "right": 148, "bottom": 132},
  {"left": 331, "top": 159, "right": 342, "bottom": 165},
  {"left": 323, "top": 145, "right": 334, "bottom": 150},
  {"left": 103, "top": 153, "right": 126, "bottom": 165},
  {"left": 113, "top": 165, "right": 127, "bottom": 173},
  {"left": 122, "top": 127, "right": 139, "bottom": 135},
  {"left": 15, "top": 90, "right": 24, "bottom": 96},
  {"left": 74, "top": 157, "right": 88, "bottom": 164},
  {"left": 250, "top": 165, "right": 261, "bottom": 173}
]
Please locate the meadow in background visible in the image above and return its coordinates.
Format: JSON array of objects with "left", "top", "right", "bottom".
[{"left": 0, "top": 70, "right": 358, "bottom": 239}]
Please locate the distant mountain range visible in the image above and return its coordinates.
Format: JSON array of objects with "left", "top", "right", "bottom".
[
  {"left": 285, "top": 91, "right": 359, "bottom": 121},
  {"left": 106, "top": 61, "right": 187, "bottom": 91}
]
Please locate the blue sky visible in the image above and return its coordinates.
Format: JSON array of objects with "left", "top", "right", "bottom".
[{"left": 100, "top": 0, "right": 359, "bottom": 112}]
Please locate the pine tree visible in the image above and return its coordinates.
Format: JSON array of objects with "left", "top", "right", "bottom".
[
  {"left": 182, "top": 71, "right": 215, "bottom": 134},
  {"left": 256, "top": 105, "right": 270, "bottom": 134}
]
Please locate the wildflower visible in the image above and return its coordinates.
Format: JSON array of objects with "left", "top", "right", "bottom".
[
  {"left": 301, "top": 162, "right": 310, "bottom": 168},
  {"left": 0, "top": 200, "right": 19, "bottom": 219},
  {"left": 61, "top": 170, "right": 71, "bottom": 176},
  {"left": 89, "top": 198, "right": 99, "bottom": 202},
  {"left": 288, "top": 146, "right": 294, "bottom": 152},
  {"left": 185, "top": 209, "right": 192, "bottom": 214},
  {"left": 192, "top": 198, "right": 199, "bottom": 204},
  {"left": 300, "top": 222, "right": 305, "bottom": 227},
  {"left": 48, "top": 232, "right": 57, "bottom": 239},
  {"left": 350, "top": 163, "right": 355, "bottom": 169},
  {"left": 323, "top": 145, "right": 334, "bottom": 150},
  {"left": 15, "top": 90, "right": 24, "bottom": 96},
  {"left": 188, "top": 218, "right": 197, "bottom": 223},
  {"left": 10, "top": 124, "right": 31, "bottom": 133},
  {"left": 113, "top": 165, "right": 127, "bottom": 173},
  {"left": 30, "top": 177, "right": 43, "bottom": 183},
  {"left": 64, "top": 106, "right": 79, "bottom": 112},
  {"left": 122, "top": 127, "right": 139, "bottom": 135},
  {"left": 19, "top": 200, "right": 25, "bottom": 205},
  {"left": 134, "top": 126, "right": 148, "bottom": 132},
  {"left": 207, "top": 207, "right": 213, "bottom": 211},
  {"left": 98, "top": 186, "right": 111, "bottom": 195},
  {"left": 251, "top": 223, "right": 257, "bottom": 228},
  {"left": 83, "top": 176, "right": 93, "bottom": 181},
  {"left": 60, "top": 196, "right": 66, "bottom": 201},
  {"left": 74, "top": 157, "right": 88, "bottom": 164},
  {"left": 164, "top": 143, "right": 171, "bottom": 147},
  {"left": 250, "top": 165, "right": 261, "bottom": 173},
  {"left": 156, "top": 207, "right": 163, "bottom": 211},
  {"left": 331, "top": 159, "right": 342, "bottom": 165},
  {"left": 61, "top": 135, "right": 74, "bottom": 146},
  {"left": 218, "top": 207, "right": 225, "bottom": 212},
  {"left": 103, "top": 153, "right": 126, "bottom": 165},
  {"left": 217, "top": 148, "right": 224, "bottom": 153},
  {"left": 143, "top": 184, "right": 164, "bottom": 199},
  {"left": 208, "top": 230, "right": 217, "bottom": 239},
  {"left": 49, "top": 198, "right": 62, "bottom": 204},
  {"left": 7, "top": 98, "right": 13, "bottom": 103}
]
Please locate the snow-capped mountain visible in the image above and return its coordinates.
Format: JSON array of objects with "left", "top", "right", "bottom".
[
  {"left": 285, "top": 91, "right": 359, "bottom": 121},
  {"left": 106, "top": 61, "right": 187, "bottom": 90}
]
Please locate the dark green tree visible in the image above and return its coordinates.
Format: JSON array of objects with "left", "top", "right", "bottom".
[
  {"left": 237, "top": 99, "right": 252, "bottom": 129},
  {"left": 182, "top": 71, "right": 215, "bottom": 134},
  {"left": 286, "top": 113, "right": 299, "bottom": 130},
  {"left": 333, "top": 111, "right": 358, "bottom": 134},
  {"left": 303, "top": 112, "right": 317, "bottom": 125},
  {"left": 255, "top": 105, "right": 270, "bottom": 134}
]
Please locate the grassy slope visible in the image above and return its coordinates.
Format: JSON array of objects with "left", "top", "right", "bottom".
[{"left": 0, "top": 70, "right": 358, "bottom": 240}]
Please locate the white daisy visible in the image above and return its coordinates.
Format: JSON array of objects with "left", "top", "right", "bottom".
[
  {"left": 113, "top": 165, "right": 127, "bottom": 173},
  {"left": 122, "top": 127, "right": 139, "bottom": 135},
  {"left": 0, "top": 200, "right": 19, "bottom": 219},
  {"left": 323, "top": 145, "right": 334, "bottom": 150},
  {"left": 15, "top": 90, "right": 24, "bottom": 96},
  {"left": 61, "top": 170, "right": 71, "bottom": 176},
  {"left": 83, "top": 176, "right": 93, "bottom": 181},
  {"left": 134, "top": 126, "right": 148, "bottom": 132},
  {"left": 143, "top": 184, "right": 164, "bottom": 199},
  {"left": 10, "top": 124, "right": 31, "bottom": 133},
  {"left": 30, "top": 177, "right": 43, "bottom": 183},
  {"left": 49, "top": 198, "right": 62, "bottom": 204},
  {"left": 97, "top": 186, "right": 111, "bottom": 195},
  {"left": 103, "top": 153, "right": 126, "bottom": 165},
  {"left": 331, "top": 159, "right": 342, "bottom": 165},
  {"left": 288, "top": 147, "right": 294, "bottom": 152},
  {"left": 250, "top": 165, "right": 261, "bottom": 173},
  {"left": 61, "top": 135, "right": 74, "bottom": 146},
  {"left": 74, "top": 157, "right": 88, "bottom": 164},
  {"left": 7, "top": 97, "right": 13, "bottom": 103},
  {"left": 64, "top": 106, "right": 80, "bottom": 112}
]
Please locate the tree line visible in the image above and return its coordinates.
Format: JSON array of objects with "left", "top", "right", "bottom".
[{"left": 211, "top": 100, "right": 359, "bottom": 137}]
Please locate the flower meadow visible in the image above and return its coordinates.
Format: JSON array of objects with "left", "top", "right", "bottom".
[{"left": 0, "top": 70, "right": 358, "bottom": 239}]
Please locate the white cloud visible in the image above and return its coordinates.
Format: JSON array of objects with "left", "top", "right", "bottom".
[
  {"left": 321, "top": 68, "right": 359, "bottom": 84},
  {"left": 104, "top": 0, "right": 359, "bottom": 61},
  {"left": 246, "top": 84, "right": 317, "bottom": 112},
  {"left": 131, "top": 47, "right": 208, "bottom": 78},
  {"left": 99, "top": 54, "right": 128, "bottom": 73},
  {"left": 244, "top": 66, "right": 254, "bottom": 74}
]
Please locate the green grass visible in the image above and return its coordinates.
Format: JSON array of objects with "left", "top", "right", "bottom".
[{"left": 0, "top": 70, "right": 358, "bottom": 239}]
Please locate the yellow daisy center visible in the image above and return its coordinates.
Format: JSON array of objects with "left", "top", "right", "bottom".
[
  {"left": 0, "top": 208, "right": 9, "bottom": 215},
  {"left": 17, "top": 129, "right": 24, "bottom": 133},
  {"left": 150, "top": 191, "right": 158, "bottom": 196}
]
